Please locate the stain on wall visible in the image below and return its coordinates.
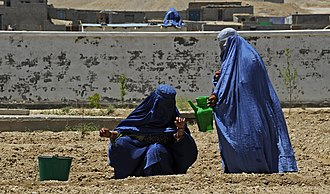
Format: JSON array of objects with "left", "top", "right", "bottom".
[
  {"left": 174, "top": 37, "right": 199, "bottom": 46},
  {"left": 0, "top": 31, "right": 329, "bottom": 107}
]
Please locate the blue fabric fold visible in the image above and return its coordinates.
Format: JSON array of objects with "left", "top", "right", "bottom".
[
  {"left": 212, "top": 35, "right": 298, "bottom": 173},
  {"left": 109, "top": 84, "right": 198, "bottom": 179},
  {"left": 114, "top": 84, "right": 186, "bottom": 135}
]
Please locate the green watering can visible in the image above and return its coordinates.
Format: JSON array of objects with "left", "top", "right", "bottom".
[{"left": 188, "top": 96, "right": 214, "bottom": 132}]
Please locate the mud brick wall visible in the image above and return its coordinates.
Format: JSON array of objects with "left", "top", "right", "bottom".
[{"left": 0, "top": 30, "right": 329, "bottom": 107}]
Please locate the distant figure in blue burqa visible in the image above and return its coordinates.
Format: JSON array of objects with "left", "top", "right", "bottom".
[
  {"left": 208, "top": 28, "right": 298, "bottom": 173},
  {"left": 100, "top": 84, "right": 198, "bottom": 179},
  {"left": 162, "top": 7, "right": 183, "bottom": 28}
]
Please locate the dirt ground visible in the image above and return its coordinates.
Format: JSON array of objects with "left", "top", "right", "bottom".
[
  {"left": 48, "top": 0, "right": 330, "bottom": 16},
  {"left": 0, "top": 108, "right": 329, "bottom": 193}
]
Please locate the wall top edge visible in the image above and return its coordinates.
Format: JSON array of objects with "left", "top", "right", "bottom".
[{"left": 0, "top": 30, "right": 329, "bottom": 37}]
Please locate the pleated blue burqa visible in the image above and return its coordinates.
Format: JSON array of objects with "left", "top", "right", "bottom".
[
  {"left": 162, "top": 7, "right": 183, "bottom": 28},
  {"left": 108, "top": 84, "right": 198, "bottom": 179},
  {"left": 212, "top": 31, "right": 298, "bottom": 173}
]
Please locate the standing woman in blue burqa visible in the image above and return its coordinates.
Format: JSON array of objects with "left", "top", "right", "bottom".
[
  {"left": 100, "top": 84, "right": 198, "bottom": 179},
  {"left": 208, "top": 28, "right": 298, "bottom": 173}
]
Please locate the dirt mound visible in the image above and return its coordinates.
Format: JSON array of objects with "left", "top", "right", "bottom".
[
  {"left": 0, "top": 108, "right": 329, "bottom": 193},
  {"left": 47, "top": 0, "right": 326, "bottom": 16},
  {"left": 246, "top": 2, "right": 308, "bottom": 16}
]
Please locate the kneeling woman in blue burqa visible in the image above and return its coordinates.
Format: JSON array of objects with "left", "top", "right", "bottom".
[
  {"left": 208, "top": 28, "right": 298, "bottom": 173},
  {"left": 100, "top": 84, "right": 198, "bottom": 179}
]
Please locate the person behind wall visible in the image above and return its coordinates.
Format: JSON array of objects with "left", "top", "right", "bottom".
[
  {"left": 7, "top": 25, "right": 13, "bottom": 31},
  {"left": 208, "top": 28, "right": 298, "bottom": 173},
  {"left": 100, "top": 84, "right": 198, "bottom": 179},
  {"left": 162, "top": 7, "right": 183, "bottom": 29}
]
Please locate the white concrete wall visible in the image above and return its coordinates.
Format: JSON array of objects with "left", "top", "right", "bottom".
[{"left": 0, "top": 30, "right": 329, "bottom": 107}]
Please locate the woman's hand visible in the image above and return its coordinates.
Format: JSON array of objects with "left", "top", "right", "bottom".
[
  {"left": 208, "top": 94, "right": 218, "bottom": 107},
  {"left": 99, "top": 127, "right": 119, "bottom": 139},
  {"left": 174, "top": 117, "right": 186, "bottom": 141},
  {"left": 213, "top": 70, "right": 221, "bottom": 83},
  {"left": 175, "top": 117, "right": 185, "bottom": 129}
]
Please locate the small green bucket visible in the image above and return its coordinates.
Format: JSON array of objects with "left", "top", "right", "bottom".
[{"left": 38, "top": 155, "right": 73, "bottom": 181}]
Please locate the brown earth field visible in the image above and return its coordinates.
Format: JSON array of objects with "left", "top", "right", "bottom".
[
  {"left": 0, "top": 108, "right": 329, "bottom": 193},
  {"left": 48, "top": 0, "right": 330, "bottom": 16}
]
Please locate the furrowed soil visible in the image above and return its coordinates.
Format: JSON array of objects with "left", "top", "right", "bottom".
[{"left": 0, "top": 108, "right": 329, "bottom": 193}]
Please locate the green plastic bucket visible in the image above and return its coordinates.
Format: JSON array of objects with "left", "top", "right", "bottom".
[{"left": 38, "top": 155, "right": 73, "bottom": 181}]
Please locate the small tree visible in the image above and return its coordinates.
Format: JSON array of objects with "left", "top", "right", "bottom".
[
  {"left": 106, "top": 104, "right": 115, "bottom": 115},
  {"left": 280, "top": 49, "right": 298, "bottom": 114},
  {"left": 88, "top": 93, "right": 101, "bottom": 108},
  {"left": 119, "top": 74, "right": 127, "bottom": 104}
]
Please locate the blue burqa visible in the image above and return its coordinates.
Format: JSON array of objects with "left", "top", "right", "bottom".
[
  {"left": 162, "top": 8, "right": 183, "bottom": 28},
  {"left": 108, "top": 84, "right": 198, "bottom": 179},
  {"left": 212, "top": 35, "right": 298, "bottom": 173}
]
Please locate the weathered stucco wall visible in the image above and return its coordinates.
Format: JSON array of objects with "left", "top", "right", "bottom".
[{"left": 0, "top": 30, "right": 329, "bottom": 107}]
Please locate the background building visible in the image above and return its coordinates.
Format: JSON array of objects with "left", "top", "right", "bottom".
[
  {"left": 0, "top": 0, "right": 65, "bottom": 31},
  {"left": 0, "top": 0, "right": 329, "bottom": 31}
]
